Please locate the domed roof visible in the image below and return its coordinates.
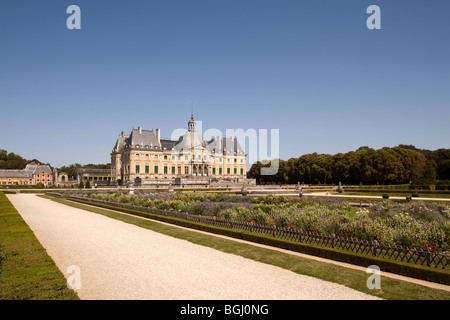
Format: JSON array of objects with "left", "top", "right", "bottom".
[
  {"left": 173, "top": 115, "right": 208, "bottom": 151},
  {"left": 174, "top": 131, "right": 207, "bottom": 151}
]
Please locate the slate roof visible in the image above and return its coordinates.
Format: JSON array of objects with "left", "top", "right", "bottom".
[
  {"left": 126, "top": 129, "right": 161, "bottom": 149},
  {"left": 115, "top": 120, "right": 246, "bottom": 155},
  {"left": 160, "top": 139, "right": 177, "bottom": 150},
  {"left": 207, "top": 136, "right": 245, "bottom": 155},
  {"left": 112, "top": 133, "right": 129, "bottom": 153},
  {"left": 173, "top": 131, "right": 208, "bottom": 151},
  {"left": 24, "top": 163, "right": 53, "bottom": 175},
  {"left": 0, "top": 163, "right": 52, "bottom": 178},
  {"left": 0, "top": 169, "right": 32, "bottom": 178}
]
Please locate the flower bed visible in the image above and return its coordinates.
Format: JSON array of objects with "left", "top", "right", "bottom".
[{"left": 86, "top": 191, "right": 450, "bottom": 252}]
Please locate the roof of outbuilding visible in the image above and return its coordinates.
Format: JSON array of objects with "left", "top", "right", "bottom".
[
  {"left": 0, "top": 163, "right": 52, "bottom": 178},
  {"left": 0, "top": 169, "right": 32, "bottom": 178}
]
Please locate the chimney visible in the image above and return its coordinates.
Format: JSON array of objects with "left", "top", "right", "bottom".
[
  {"left": 138, "top": 126, "right": 142, "bottom": 134},
  {"left": 156, "top": 128, "right": 160, "bottom": 144}
]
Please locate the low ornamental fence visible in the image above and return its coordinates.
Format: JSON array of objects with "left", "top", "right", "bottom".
[{"left": 64, "top": 194, "right": 449, "bottom": 270}]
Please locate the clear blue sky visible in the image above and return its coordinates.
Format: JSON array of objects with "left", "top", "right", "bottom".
[{"left": 1, "top": 0, "right": 449, "bottom": 168}]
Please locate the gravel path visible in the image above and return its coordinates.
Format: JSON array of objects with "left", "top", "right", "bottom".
[{"left": 7, "top": 194, "right": 380, "bottom": 300}]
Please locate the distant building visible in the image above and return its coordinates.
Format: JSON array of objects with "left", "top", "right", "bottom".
[
  {"left": 111, "top": 115, "right": 247, "bottom": 186},
  {"left": 76, "top": 168, "right": 112, "bottom": 187},
  {"left": 0, "top": 162, "right": 54, "bottom": 186}
]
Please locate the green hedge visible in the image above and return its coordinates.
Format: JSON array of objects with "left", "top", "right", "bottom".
[{"left": 67, "top": 197, "right": 450, "bottom": 285}]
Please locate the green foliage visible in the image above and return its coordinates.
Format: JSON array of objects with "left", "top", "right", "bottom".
[
  {"left": 63, "top": 196, "right": 450, "bottom": 287},
  {"left": 0, "top": 149, "right": 31, "bottom": 169},
  {"left": 85, "top": 192, "right": 450, "bottom": 251},
  {"left": 248, "top": 145, "right": 450, "bottom": 186}
]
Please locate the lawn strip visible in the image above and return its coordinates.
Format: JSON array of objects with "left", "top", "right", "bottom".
[{"left": 0, "top": 192, "right": 79, "bottom": 300}]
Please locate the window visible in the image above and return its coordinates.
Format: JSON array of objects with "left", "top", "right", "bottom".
[
  {"left": 240, "top": 168, "right": 244, "bottom": 175},
  {"left": 171, "top": 166, "right": 175, "bottom": 174},
  {"left": 145, "top": 166, "right": 149, "bottom": 174},
  {"left": 154, "top": 166, "right": 158, "bottom": 174},
  {"left": 154, "top": 155, "right": 158, "bottom": 160},
  {"left": 145, "top": 154, "right": 149, "bottom": 160},
  {"left": 212, "top": 168, "right": 216, "bottom": 175},
  {"left": 136, "top": 165, "right": 140, "bottom": 174},
  {"left": 234, "top": 168, "right": 237, "bottom": 174},
  {"left": 227, "top": 168, "right": 230, "bottom": 174},
  {"left": 185, "top": 155, "right": 189, "bottom": 161},
  {"left": 185, "top": 167, "right": 189, "bottom": 174},
  {"left": 164, "top": 155, "right": 167, "bottom": 160},
  {"left": 136, "top": 154, "right": 139, "bottom": 160},
  {"left": 164, "top": 166, "right": 168, "bottom": 174},
  {"left": 219, "top": 168, "right": 222, "bottom": 174}
]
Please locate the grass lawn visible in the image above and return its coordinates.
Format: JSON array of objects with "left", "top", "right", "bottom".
[
  {"left": 43, "top": 194, "right": 450, "bottom": 300},
  {"left": 0, "top": 192, "right": 79, "bottom": 300}
]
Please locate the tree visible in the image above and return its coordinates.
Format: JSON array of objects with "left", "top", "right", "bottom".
[
  {"left": 332, "top": 153, "right": 350, "bottom": 184},
  {"left": 374, "top": 147, "right": 403, "bottom": 184},
  {"left": 437, "top": 159, "right": 450, "bottom": 180},
  {"left": 248, "top": 145, "right": 450, "bottom": 186},
  {"left": 0, "top": 149, "right": 7, "bottom": 161},
  {"left": 78, "top": 180, "right": 84, "bottom": 188}
]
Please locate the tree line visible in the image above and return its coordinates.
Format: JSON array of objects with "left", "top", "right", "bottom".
[
  {"left": 0, "top": 149, "right": 48, "bottom": 169},
  {"left": 247, "top": 145, "right": 450, "bottom": 186},
  {"left": 0, "top": 149, "right": 110, "bottom": 179}
]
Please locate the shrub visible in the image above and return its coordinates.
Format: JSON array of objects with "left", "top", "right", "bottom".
[
  {"left": 82, "top": 192, "right": 450, "bottom": 251},
  {"left": 382, "top": 194, "right": 390, "bottom": 199}
]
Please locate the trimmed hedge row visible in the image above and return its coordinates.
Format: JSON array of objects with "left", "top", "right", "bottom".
[{"left": 66, "top": 196, "right": 450, "bottom": 285}]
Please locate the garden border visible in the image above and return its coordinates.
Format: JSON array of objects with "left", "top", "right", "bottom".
[{"left": 53, "top": 193, "right": 450, "bottom": 285}]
